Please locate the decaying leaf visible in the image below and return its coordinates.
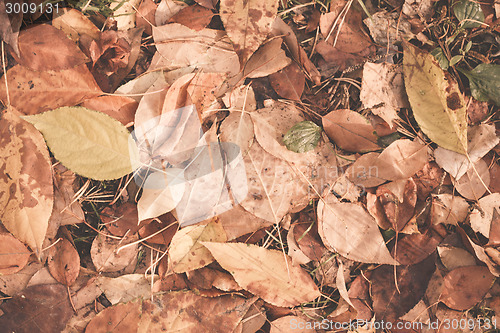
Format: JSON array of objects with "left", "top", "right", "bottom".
[
  {"left": 47, "top": 236, "right": 80, "bottom": 286},
  {"left": 169, "top": 218, "right": 226, "bottom": 273},
  {"left": 0, "top": 109, "right": 53, "bottom": 253},
  {"left": 403, "top": 41, "right": 467, "bottom": 154},
  {"left": 90, "top": 233, "right": 138, "bottom": 272},
  {"left": 202, "top": 242, "right": 321, "bottom": 307},
  {"left": 317, "top": 195, "right": 398, "bottom": 265},
  {"left": 470, "top": 193, "right": 500, "bottom": 237},
  {"left": 52, "top": 8, "right": 101, "bottom": 42},
  {"left": 23, "top": 106, "right": 137, "bottom": 181},
  {"left": 219, "top": 0, "right": 279, "bottom": 64},
  {"left": 0, "top": 231, "right": 31, "bottom": 275}
]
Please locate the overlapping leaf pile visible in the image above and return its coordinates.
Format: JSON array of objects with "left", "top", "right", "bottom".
[{"left": 0, "top": 0, "right": 499, "bottom": 331}]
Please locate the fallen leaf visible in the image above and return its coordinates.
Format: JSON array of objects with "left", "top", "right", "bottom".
[
  {"left": 90, "top": 232, "right": 138, "bottom": 272},
  {"left": 431, "top": 193, "right": 469, "bottom": 225},
  {"left": 219, "top": 111, "right": 254, "bottom": 156},
  {"left": 85, "top": 301, "right": 141, "bottom": 332},
  {"left": 155, "top": 0, "right": 188, "bottom": 26},
  {"left": 360, "top": 62, "right": 409, "bottom": 127},
  {"left": 403, "top": 41, "right": 467, "bottom": 154},
  {"left": 47, "top": 236, "right": 80, "bottom": 286},
  {"left": 0, "top": 231, "right": 31, "bottom": 275},
  {"left": 363, "top": 11, "right": 413, "bottom": 46},
  {"left": 375, "top": 139, "right": 429, "bottom": 181},
  {"left": 0, "top": 284, "right": 73, "bottom": 332},
  {"left": 322, "top": 109, "right": 379, "bottom": 152},
  {"left": 283, "top": 121, "right": 322, "bottom": 153},
  {"left": 440, "top": 266, "right": 495, "bottom": 310},
  {"left": 138, "top": 213, "right": 178, "bottom": 245},
  {"left": 168, "top": 4, "right": 214, "bottom": 30},
  {"left": 135, "top": 0, "right": 157, "bottom": 35},
  {"left": 110, "top": 0, "right": 141, "bottom": 30},
  {"left": 216, "top": 204, "right": 273, "bottom": 241},
  {"left": 80, "top": 95, "right": 138, "bottom": 126},
  {"left": 437, "top": 246, "right": 477, "bottom": 270},
  {"left": 52, "top": 8, "right": 100, "bottom": 42},
  {"left": 23, "top": 106, "right": 137, "bottom": 181},
  {"left": 153, "top": 23, "right": 240, "bottom": 76},
  {"left": 202, "top": 242, "right": 321, "bottom": 307},
  {"left": 0, "top": 64, "right": 101, "bottom": 115},
  {"left": 0, "top": 260, "right": 43, "bottom": 296},
  {"left": 371, "top": 254, "right": 436, "bottom": 322},
  {"left": 15, "top": 24, "right": 88, "bottom": 71},
  {"left": 0, "top": 109, "right": 53, "bottom": 253},
  {"left": 0, "top": 0, "right": 19, "bottom": 55},
  {"left": 219, "top": 0, "right": 279, "bottom": 64},
  {"left": 169, "top": 218, "right": 226, "bottom": 273},
  {"left": 392, "top": 231, "right": 442, "bottom": 265},
  {"left": 115, "top": 70, "right": 165, "bottom": 103},
  {"left": 470, "top": 193, "right": 500, "bottom": 237},
  {"left": 269, "top": 62, "right": 305, "bottom": 101},
  {"left": 453, "top": 158, "right": 490, "bottom": 200},
  {"left": 376, "top": 178, "right": 417, "bottom": 232},
  {"left": 96, "top": 274, "right": 154, "bottom": 305},
  {"left": 243, "top": 37, "right": 291, "bottom": 78},
  {"left": 453, "top": 0, "right": 484, "bottom": 29},
  {"left": 317, "top": 195, "right": 398, "bottom": 265}
]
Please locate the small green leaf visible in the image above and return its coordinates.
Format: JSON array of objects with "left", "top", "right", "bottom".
[
  {"left": 283, "top": 121, "right": 321, "bottom": 153},
  {"left": 460, "top": 64, "right": 500, "bottom": 106},
  {"left": 431, "top": 48, "right": 449, "bottom": 70},
  {"left": 464, "top": 40, "right": 473, "bottom": 53},
  {"left": 453, "top": 0, "right": 484, "bottom": 29},
  {"left": 449, "top": 55, "right": 463, "bottom": 67},
  {"left": 23, "top": 106, "right": 138, "bottom": 180}
]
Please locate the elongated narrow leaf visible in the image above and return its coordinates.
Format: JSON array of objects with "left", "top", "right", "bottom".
[
  {"left": 403, "top": 41, "right": 467, "bottom": 154},
  {"left": 23, "top": 107, "right": 137, "bottom": 180},
  {"left": 0, "top": 109, "right": 53, "bottom": 254}
]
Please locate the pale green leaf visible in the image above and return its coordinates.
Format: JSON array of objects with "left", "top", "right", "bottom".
[
  {"left": 23, "top": 106, "right": 137, "bottom": 180},
  {"left": 460, "top": 63, "right": 500, "bottom": 106},
  {"left": 283, "top": 121, "right": 321, "bottom": 153},
  {"left": 431, "top": 47, "right": 449, "bottom": 70},
  {"left": 403, "top": 42, "right": 467, "bottom": 154},
  {"left": 453, "top": 0, "right": 484, "bottom": 29}
]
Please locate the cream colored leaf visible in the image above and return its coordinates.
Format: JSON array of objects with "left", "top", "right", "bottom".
[
  {"left": 403, "top": 41, "right": 467, "bottom": 154},
  {"left": 0, "top": 109, "right": 53, "bottom": 253},
  {"left": 219, "top": 0, "right": 279, "bottom": 64},
  {"left": 52, "top": 8, "right": 100, "bottom": 42},
  {"left": 202, "top": 242, "right": 321, "bottom": 307},
  {"left": 375, "top": 139, "right": 429, "bottom": 181},
  {"left": 169, "top": 218, "right": 226, "bottom": 273},
  {"left": 155, "top": 0, "right": 187, "bottom": 26},
  {"left": 318, "top": 196, "right": 398, "bottom": 265},
  {"left": 430, "top": 194, "right": 469, "bottom": 225},
  {"left": 110, "top": 0, "right": 141, "bottom": 30},
  {"left": 23, "top": 107, "right": 137, "bottom": 181},
  {"left": 96, "top": 274, "right": 156, "bottom": 304},
  {"left": 470, "top": 193, "right": 500, "bottom": 237}
]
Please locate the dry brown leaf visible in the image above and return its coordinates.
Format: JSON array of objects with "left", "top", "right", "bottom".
[
  {"left": 219, "top": 0, "right": 279, "bottom": 65},
  {"left": 376, "top": 178, "right": 417, "bottom": 232},
  {"left": 0, "top": 109, "right": 53, "bottom": 254},
  {"left": 345, "top": 152, "right": 386, "bottom": 188},
  {"left": 0, "top": 64, "right": 101, "bottom": 115},
  {"left": 47, "top": 236, "right": 80, "bottom": 286},
  {"left": 202, "top": 242, "right": 321, "bottom": 307},
  {"left": 287, "top": 224, "right": 311, "bottom": 266},
  {"left": 52, "top": 8, "right": 100, "bottom": 42},
  {"left": 453, "top": 158, "right": 490, "bottom": 200},
  {"left": 90, "top": 233, "right": 138, "bottom": 272},
  {"left": 0, "top": 260, "right": 43, "bottom": 296},
  {"left": 243, "top": 38, "right": 291, "bottom": 78},
  {"left": 216, "top": 204, "right": 273, "bottom": 241},
  {"left": 391, "top": 231, "right": 442, "bottom": 265},
  {"left": 135, "top": 0, "right": 157, "bottom": 35},
  {"left": 317, "top": 196, "right": 398, "bottom": 265},
  {"left": 219, "top": 111, "right": 254, "bottom": 156},
  {"left": 186, "top": 266, "right": 240, "bottom": 291},
  {"left": 194, "top": 0, "right": 217, "bottom": 9},
  {"left": 439, "top": 266, "right": 495, "bottom": 310},
  {"left": 322, "top": 109, "right": 379, "bottom": 152},
  {"left": 371, "top": 254, "right": 435, "bottom": 322},
  {"left": 167, "top": 4, "right": 214, "bottom": 31},
  {"left": 0, "top": 0, "right": 20, "bottom": 55},
  {"left": 360, "top": 62, "right": 409, "bottom": 127},
  {"left": 0, "top": 284, "right": 73, "bottom": 332},
  {"left": 96, "top": 274, "right": 154, "bottom": 305},
  {"left": 375, "top": 139, "right": 429, "bottom": 181},
  {"left": 15, "top": 24, "right": 88, "bottom": 71},
  {"left": 437, "top": 246, "right": 477, "bottom": 271},
  {"left": 85, "top": 301, "right": 141, "bottom": 332},
  {"left": 430, "top": 194, "right": 469, "bottom": 225},
  {"left": 169, "top": 218, "right": 226, "bottom": 273},
  {"left": 80, "top": 95, "right": 138, "bottom": 126},
  {"left": 155, "top": 0, "right": 188, "bottom": 26},
  {"left": 269, "top": 62, "right": 305, "bottom": 101},
  {"left": 470, "top": 193, "right": 500, "bottom": 237},
  {"left": 152, "top": 23, "right": 240, "bottom": 76},
  {"left": 0, "top": 231, "right": 31, "bottom": 275},
  {"left": 138, "top": 213, "right": 178, "bottom": 245}
]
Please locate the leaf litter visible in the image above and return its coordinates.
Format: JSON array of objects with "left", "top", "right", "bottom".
[{"left": 0, "top": 0, "right": 499, "bottom": 331}]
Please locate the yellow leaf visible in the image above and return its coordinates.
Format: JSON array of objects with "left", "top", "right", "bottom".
[{"left": 403, "top": 41, "right": 467, "bottom": 154}]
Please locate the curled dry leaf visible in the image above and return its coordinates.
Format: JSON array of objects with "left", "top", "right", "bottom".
[
  {"left": 403, "top": 41, "right": 467, "bottom": 154},
  {"left": 47, "top": 237, "right": 80, "bottom": 286},
  {"left": 153, "top": 23, "right": 240, "bottom": 76},
  {"left": 0, "top": 109, "right": 53, "bottom": 254},
  {"left": 219, "top": 0, "right": 279, "bottom": 64},
  {"left": 0, "top": 232, "right": 31, "bottom": 275},
  {"left": 317, "top": 195, "right": 398, "bottom": 265},
  {"left": 0, "top": 64, "right": 101, "bottom": 115},
  {"left": 440, "top": 266, "right": 495, "bottom": 310},
  {"left": 90, "top": 233, "right": 139, "bottom": 272},
  {"left": 202, "top": 242, "right": 321, "bottom": 307},
  {"left": 169, "top": 218, "right": 226, "bottom": 273},
  {"left": 16, "top": 24, "right": 88, "bottom": 71},
  {"left": 322, "top": 109, "right": 379, "bottom": 152},
  {"left": 0, "top": 284, "right": 73, "bottom": 332}
]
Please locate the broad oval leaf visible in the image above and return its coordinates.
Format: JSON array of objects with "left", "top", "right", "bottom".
[
  {"left": 23, "top": 107, "right": 137, "bottom": 180},
  {"left": 0, "top": 109, "right": 53, "bottom": 254},
  {"left": 403, "top": 41, "right": 467, "bottom": 154},
  {"left": 453, "top": 0, "right": 484, "bottom": 29},
  {"left": 202, "top": 242, "right": 321, "bottom": 307},
  {"left": 461, "top": 63, "right": 500, "bottom": 106},
  {"left": 283, "top": 121, "right": 321, "bottom": 153}
]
